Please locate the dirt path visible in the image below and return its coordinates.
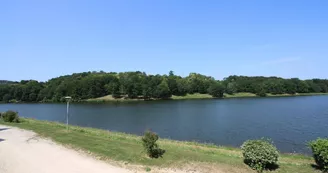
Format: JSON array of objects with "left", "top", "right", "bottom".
[{"left": 0, "top": 125, "right": 133, "bottom": 173}]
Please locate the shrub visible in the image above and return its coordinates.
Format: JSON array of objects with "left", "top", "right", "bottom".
[
  {"left": 2, "top": 110, "right": 20, "bottom": 123},
  {"left": 241, "top": 139, "right": 279, "bottom": 173},
  {"left": 142, "top": 130, "right": 165, "bottom": 158},
  {"left": 309, "top": 138, "right": 328, "bottom": 172}
]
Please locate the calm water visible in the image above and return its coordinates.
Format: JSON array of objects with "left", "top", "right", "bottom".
[{"left": 1, "top": 96, "right": 328, "bottom": 154}]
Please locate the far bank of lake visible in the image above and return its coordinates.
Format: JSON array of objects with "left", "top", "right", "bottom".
[{"left": 86, "top": 92, "right": 328, "bottom": 102}]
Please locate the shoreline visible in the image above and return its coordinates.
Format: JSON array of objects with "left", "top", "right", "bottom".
[
  {"left": 1, "top": 92, "right": 328, "bottom": 104},
  {"left": 86, "top": 92, "right": 328, "bottom": 103},
  {"left": 0, "top": 118, "right": 318, "bottom": 173}
]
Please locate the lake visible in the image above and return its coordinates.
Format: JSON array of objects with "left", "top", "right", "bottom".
[{"left": 1, "top": 95, "right": 328, "bottom": 154}]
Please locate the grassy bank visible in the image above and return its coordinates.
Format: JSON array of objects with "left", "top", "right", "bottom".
[
  {"left": 87, "top": 92, "right": 328, "bottom": 102},
  {"left": 0, "top": 118, "right": 320, "bottom": 173}
]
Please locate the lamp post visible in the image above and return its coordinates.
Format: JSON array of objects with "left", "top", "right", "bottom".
[{"left": 64, "top": 96, "right": 72, "bottom": 131}]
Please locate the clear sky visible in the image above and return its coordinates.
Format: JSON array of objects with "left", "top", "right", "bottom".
[{"left": 1, "top": 0, "right": 327, "bottom": 81}]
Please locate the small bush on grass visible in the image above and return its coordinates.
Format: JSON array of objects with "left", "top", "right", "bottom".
[
  {"left": 309, "top": 138, "right": 328, "bottom": 172},
  {"left": 2, "top": 110, "right": 20, "bottom": 123},
  {"left": 241, "top": 139, "right": 279, "bottom": 173},
  {"left": 142, "top": 130, "right": 165, "bottom": 158}
]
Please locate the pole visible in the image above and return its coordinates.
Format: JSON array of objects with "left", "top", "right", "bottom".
[{"left": 66, "top": 100, "right": 69, "bottom": 131}]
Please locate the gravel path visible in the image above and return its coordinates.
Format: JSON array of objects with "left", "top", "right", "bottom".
[{"left": 0, "top": 125, "right": 132, "bottom": 173}]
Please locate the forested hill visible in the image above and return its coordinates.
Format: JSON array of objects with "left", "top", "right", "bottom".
[{"left": 0, "top": 71, "right": 328, "bottom": 102}]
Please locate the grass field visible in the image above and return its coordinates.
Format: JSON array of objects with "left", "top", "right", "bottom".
[
  {"left": 87, "top": 95, "right": 143, "bottom": 102},
  {"left": 171, "top": 93, "right": 213, "bottom": 100},
  {"left": 224, "top": 92, "right": 257, "bottom": 98},
  {"left": 87, "top": 92, "right": 328, "bottom": 102},
  {"left": 0, "top": 118, "right": 321, "bottom": 173}
]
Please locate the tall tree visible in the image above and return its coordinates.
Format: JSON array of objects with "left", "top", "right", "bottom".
[{"left": 167, "top": 71, "right": 178, "bottom": 95}]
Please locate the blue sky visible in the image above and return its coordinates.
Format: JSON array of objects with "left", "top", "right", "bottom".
[{"left": 1, "top": 0, "right": 327, "bottom": 81}]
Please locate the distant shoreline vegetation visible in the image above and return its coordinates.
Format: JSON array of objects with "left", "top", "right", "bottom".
[{"left": 1, "top": 71, "right": 328, "bottom": 103}]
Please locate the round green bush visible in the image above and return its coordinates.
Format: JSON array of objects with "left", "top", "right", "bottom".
[
  {"left": 142, "top": 130, "right": 165, "bottom": 158},
  {"left": 2, "top": 110, "right": 20, "bottom": 123},
  {"left": 309, "top": 138, "right": 328, "bottom": 172},
  {"left": 241, "top": 139, "right": 279, "bottom": 172}
]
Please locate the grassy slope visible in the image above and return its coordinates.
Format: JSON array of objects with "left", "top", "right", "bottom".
[
  {"left": 171, "top": 93, "right": 213, "bottom": 100},
  {"left": 0, "top": 118, "right": 320, "bottom": 173},
  {"left": 87, "top": 95, "right": 143, "bottom": 102},
  {"left": 87, "top": 92, "right": 328, "bottom": 102}
]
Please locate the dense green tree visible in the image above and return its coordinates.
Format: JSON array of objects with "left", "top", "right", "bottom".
[
  {"left": 119, "top": 72, "right": 144, "bottom": 98},
  {"left": 153, "top": 80, "right": 171, "bottom": 99},
  {"left": 106, "top": 81, "right": 121, "bottom": 98},
  {"left": 142, "top": 86, "right": 153, "bottom": 100},
  {"left": 167, "top": 71, "right": 179, "bottom": 95},
  {"left": 186, "top": 73, "right": 214, "bottom": 94},
  {"left": 284, "top": 80, "right": 297, "bottom": 94},
  {"left": 176, "top": 78, "right": 189, "bottom": 96},
  {"left": 297, "top": 81, "right": 309, "bottom": 93},
  {"left": 255, "top": 84, "right": 267, "bottom": 97},
  {"left": 307, "top": 81, "right": 321, "bottom": 93},
  {"left": 0, "top": 85, "right": 10, "bottom": 101},
  {"left": 226, "top": 82, "right": 237, "bottom": 94},
  {"left": 37, "top": 87, "right": 50, "bottom": 102},
  {"left": 2, "top": 94, "right": 12, "bottom": 103},
  {"left": 319, "top": 83, "right": 328, "bottom": 93},
  {"left": 265, "top": 80, "right": 285, "bottom": 94},
  {"left": 208, "top": 82, "right": 225, "bottom": 98},
  {"left": 13, "top": 86, "right": 24, "bottom": 100}
]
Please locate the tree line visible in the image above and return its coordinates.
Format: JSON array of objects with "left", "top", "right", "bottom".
[{"left": 0, "top": 71, "right": 328, "bottom": 102}]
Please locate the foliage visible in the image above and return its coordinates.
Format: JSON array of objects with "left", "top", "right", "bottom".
[
  {"left": 241, "top": 139, "right": 279, "bottom": 172},
  {"left": 2, "top": 110, "right": 20, "bottom": 123},
  {"left": 153, "top": 80, "right": 171, "bottom": 99},
  {"left": 0, "top": 71, "right": 328, "bottom": 102},
  {"left": 186, "top": 73, "right": 215, "bottom": 94},
  {"left": 256, "top": 91, "right": 267, "bottom": 97},
  {"left": 167, "top": 71, "right": 179, "bottom": 95},
  {"left": 226, "top": 82, "right": 237, "bottom": 94},
  {"left": 145, "top": 167, "right": 151, "bottom": 172},
  {"left": 255, "top": 83, "right": 267, "bottom": 97},
  {"left": 309, "top": 138, "right": 328, "bottom": 172},
  {"left": 2, "top": 94, "right": 12, "bottom": 103},
  {"left": 175, "top": 78, "right": 189, "bottom": 96},
  {"left": 142, "top": 130, "right": 165, "bottom": 158},
  {"left": 208, "top": 82, "right": 224, "bottom": 98}
]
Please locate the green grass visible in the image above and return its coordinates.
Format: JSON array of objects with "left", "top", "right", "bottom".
[
  {"left": 224, "top": 92, "right": 257, "bottom": 98},
  {"left": 171, "top": 93, "right": 213, "bottom": 100},
  {"left": 87, "top": 95, "right": 143, "bottom": 102},
  {"left": 0, "top": 118, "right": 320, "bottom": 173},
  {"left": 87, "top": 92, "right": 328, "bottom": 103}
]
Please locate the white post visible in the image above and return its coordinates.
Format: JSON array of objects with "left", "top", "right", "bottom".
[
  {"left": 66, "top": 100, "right": 69, "bottom": 131},
  {"left": 64, "top": 96, "right": 71, "bottom": 131}
]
